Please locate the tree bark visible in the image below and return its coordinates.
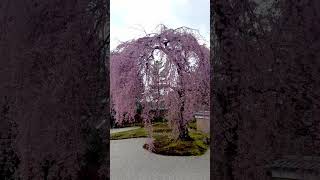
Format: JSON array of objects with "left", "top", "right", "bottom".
[
  {"left": 177, "top": 89, "right": 191, "bottom": 140},
  {"left": 176, "top": 62, "right": 191, "bottom": 141}
]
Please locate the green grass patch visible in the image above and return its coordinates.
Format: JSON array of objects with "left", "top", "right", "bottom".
[
  {"left": 110, "top": 122, "right": 172, "bottom": 140},
  {"left": 110, "top": 127, "right": 147, "bottom": 140}
]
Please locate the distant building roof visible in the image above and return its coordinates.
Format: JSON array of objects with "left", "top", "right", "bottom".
[
  {"left": 268, "top": 156, "right": 320, "bottom": 172},
  {"left": 194, "top": 111, "right": 210, "bottom": 120}
]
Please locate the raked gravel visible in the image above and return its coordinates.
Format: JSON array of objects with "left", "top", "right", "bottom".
[{"left": 110, "top": 138, "right": 209, "bottom": 180}]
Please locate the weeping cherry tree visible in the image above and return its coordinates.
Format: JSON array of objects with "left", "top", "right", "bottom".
[{"left": 111, "top": 25, "right": 209, "bottom": 141}]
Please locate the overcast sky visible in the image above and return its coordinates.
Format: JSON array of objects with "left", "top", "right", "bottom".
[{"left": 110, "top": 0, "right": 210, "bottom": 50}]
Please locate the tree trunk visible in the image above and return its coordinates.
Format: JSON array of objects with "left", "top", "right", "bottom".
[
  {"left": 177, "top": 89, "right": 191, "bottom": 141},
  {"left": 178, "top": 120, "right": 190, "bottom": 140}
]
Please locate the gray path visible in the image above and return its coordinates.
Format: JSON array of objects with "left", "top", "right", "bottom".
[
  {"left": 110, "top": 138, "right": 210, "bottom": 180},
  {"left": 110, "top": 126, "right": 141, "bottom": 134}
]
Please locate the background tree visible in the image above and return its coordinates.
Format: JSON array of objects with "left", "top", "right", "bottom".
[
  {"left": 0, "top": 97, "right": 20, "bottom": 180},
  {"left": 212, "top": 0, "right": 320, "bottom": 179},
  {"left": 0, "top": 0, "right": 109, "bottom": 179}
]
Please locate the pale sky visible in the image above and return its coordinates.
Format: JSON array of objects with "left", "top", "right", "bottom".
[{"left": 110, "top": 0, "right": 210, "bottom": 50}]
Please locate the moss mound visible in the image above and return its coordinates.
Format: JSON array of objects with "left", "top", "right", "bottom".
[
  {"left": 111, "top": 121, "right": 210, "bottom": 156},
  {"left": 143, "top": 130, "right": 209, "bottom": 156}
]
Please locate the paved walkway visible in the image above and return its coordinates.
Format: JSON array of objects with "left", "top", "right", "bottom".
[
  {"left": 110, "top": 138, "right": 210, "bottom": 180},
  {"left": 110, "top": 126, "right": 141, "bottom": 134}
]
